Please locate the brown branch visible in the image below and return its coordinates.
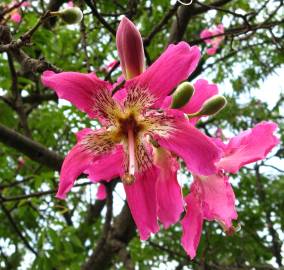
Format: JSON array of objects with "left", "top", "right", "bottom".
[
  {"left": 0, "top": 123, "right": 63, "bottom": 171},
  {"left": 1, "top": 182, "right": 92, "bottom": 202},
  {"left": 195, "top": 0, "right": 252, "bottom": 28},
  {"left": 188, "top": 19, "right": 284, "bottom": 46},
  {"left": 0, "top": 25, "right": 61, "bottom": 73},
  {"left": 84, "top": 0, "right": 116, "bottom": 36},
  {"left": 80, "top": 2, "right": 91, "bottom": 72},
  {"left": 143, "top": 2, "right": 180, "bottom": 47},
  {"left": 0, "top": 11, "right": 53, "bottom": 52},
  {"left": 168, "top": 0, "right": 233, "bottom": 44},
  {"left": 82, "top": 203, "right": 136, "bottom": 270},
  {"left": 0, "top": 0, "right": 27, "bottom": 19}
]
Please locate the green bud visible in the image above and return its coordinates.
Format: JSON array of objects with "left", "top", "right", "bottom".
[
  {"left": 171, "top": 82, "right": 195, "bottom": 109},
  {"left": 189, "top": 95, "right": 227, "bottom": 117},
  {"left": 59, "top": 7, "right": 83, "bottom": 24}
]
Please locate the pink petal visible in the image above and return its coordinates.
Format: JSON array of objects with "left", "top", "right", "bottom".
[
  {"left": 41, "top": 71, "right": 111, "bottom": 119},
  {"left": 56, "top": 129, "right": 115, "bottom": 199},
  {"left": 154, "top": 148, "right": 184, "bottom": 229},
  {"left": 113, "top": 88, "right": 127, "bottom": 105},
  {"left": 126, "top": 42, "right": 201, "bottom": 108},
  {"left": 67, "top": 0, "right": 74, "bottom": 7},
  {"left": 195, "top": 174, "right": 237, "bottom": 228},
  {"left": 181, "top": 191, "right": 203, "bottom": 259},
  {"left": 155, "top": 110, "right": 221, "bottom": 175},
  {"left": 116, "top": 17, "right": 145, "bottom": 79},
  {"left": 75, "top": 128, "right": 93, "bottom": 141},
  {"left": 217, "top": 122, "right": 279, "bottom": 173},
  {"left": 217, "top": 24, "right": 225, "bottom": 32},
  {"left": 200, "top": 29, "right": 213, "bottom": 44},
  {"left": 124, "top": 166, "right": 159, "bottom": 240},
  {"left": 11, "top": 12, "right": 21, "bottom": 23},
  {"left": 206, "top": 47, "right": 217, "bottom": 55},
  {"left": 56, "top": 142, "right": 95, "bottom": 199},
  {"left": 85, "top": 145, "right": 124, "bottom": 182},
  {"left": 96, "top": 184, "right": 107, "bottom": 200}
]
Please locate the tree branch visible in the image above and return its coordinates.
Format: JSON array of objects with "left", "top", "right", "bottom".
[{"left": 0, "top": 123, "right": 63, "bottom": 171}]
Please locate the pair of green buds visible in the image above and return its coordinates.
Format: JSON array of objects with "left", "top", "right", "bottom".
[
  {"left": 171, "top": 82, "right": 227, "bottom": 117},
  {"left": 50, "top": 7, "right": 83, "bottom": 25}
]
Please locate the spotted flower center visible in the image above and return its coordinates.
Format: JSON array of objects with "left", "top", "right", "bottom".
[{"left": 81, "top": 87, "right": 174, "bottom": 184}]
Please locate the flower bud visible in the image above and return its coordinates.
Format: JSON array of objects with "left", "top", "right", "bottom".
[
  {"left": 189, "top": 95, "right": 227, "bottom": 117},
  {"left": 59, "top": 7, "right": 83, "bottom": 24},
  {"left": 116, "top": 16, "right": 145, "bottom": 79},
  {"left": 171, "top": 82, "right": 195, "bottom": 109}
]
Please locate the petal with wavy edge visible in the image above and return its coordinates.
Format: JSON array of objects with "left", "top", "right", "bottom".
[
  {"left": 217, "top": 122, "right": 279, "bottom": 173},
  {"left": 56, "top": 129, "right": 115, "bottom": 199},
  {"left": 181, "top": 191, "right": 203, "bottom": 260},
  {"left": 124, "top": 166, "right": 159, "bottom": 240},
  {"left": 195, "top": 174, "right": 237, "bottom": 228},
  {"left": 155, "top": 110, "right": 221, "bottom": 175},
  {"left": 154, "top": 148, "right": 184, "bottom": 229},
  {"left": 41, "top": 71, "right": 111, "bottom": 119}
]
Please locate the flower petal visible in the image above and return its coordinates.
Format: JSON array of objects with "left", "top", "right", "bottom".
[
  {"left": 126, "top": 42, "right": 201, "bottom": 108},
  {"left": 96, "top": 184, "right": 107, "bottom": 200},
  {"left": 41, "top": 71, "right": 111, "bottom": 119},
  {"left": 181, "top": 191, "right": 203, "bottom": 259},
  {"left": 56, "top": 142, "right": 94, "bottom": 199},
  {"left": 85, "top": 145, "right": 124, "bottom": 182},
  {"left": 124, "top": 166, "right": 159, "bottom": 240},
  {"left": 155, "top": 110, "right": 221, "bottom": 175},
  {"left": 154, "top": 148, "right": 184, "bottom": 229},
  {"left": 56, "top": 129, "right": 116, "bottom": 199},
  {"left": 195, "top": 174, "right": 237, "bottom": 228},
  {"left": 207, "top": 47, "right": 217, "bottom": 55},
  {"left": 200, "top": 29, "right": 213, "bottom": 44},
  {"left": 217, "top": 122, "right": 279, "bottom": 173},
  {"left": 11, "top": 12, "right": 22, "bottom": 23}
]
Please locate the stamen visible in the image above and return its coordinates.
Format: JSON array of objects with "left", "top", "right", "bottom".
[{"left": 128, "top": 127, "right": 136, "bottom": 176}]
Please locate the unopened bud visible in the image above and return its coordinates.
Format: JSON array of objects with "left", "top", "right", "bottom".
[
  {"left": 116, "top": 17, "right": 145, "bottom": 79},
  {"left": 59, "top": 7, "right": 83, "bottom": 24},
  {"left": 171, "top": 82, "right": 194, "bottom": 109},
  {"left": 189, "top": 95, "right": 227, "bottom": 117}
]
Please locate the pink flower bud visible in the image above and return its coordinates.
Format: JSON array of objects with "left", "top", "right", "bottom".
[{"left": 116, "top": 17, "right": 145, "bottom": 79}]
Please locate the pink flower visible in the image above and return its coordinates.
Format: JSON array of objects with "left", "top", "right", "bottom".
[
  {"left": 200, "top": 24, "right": 224, "bottom": 55},
  {"left": 96, "top": 184, "right": 107, "bottom": 200},
  {"left": 67, "top": 0, "right": 74, "bottom": 8},
  {"left": 7, "top": 1, "right": 29, "bottom": 23},
  {"left": 41, "top": 17, "right": 222, "bottom": 240},
  {"left": 10, "top": 11, "right": 22, "bottom": 23},
  {"left": 181, "top": 122, "right": 279, "bottom": 259}
]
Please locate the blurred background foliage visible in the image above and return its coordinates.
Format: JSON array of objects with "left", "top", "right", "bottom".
[{"left": 0, "top": 0, "right": 283, "bottom": 269}]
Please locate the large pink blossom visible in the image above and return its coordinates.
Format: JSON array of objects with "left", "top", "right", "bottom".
[
  {"left": 200, "top": 24, "right": 224, "bottom": 55},
  {"left": 181, "top": 122, "right": 279, "bottom": 259},
  {"left": 41, "top": 17, "right": 222, "bottom": 240}
]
